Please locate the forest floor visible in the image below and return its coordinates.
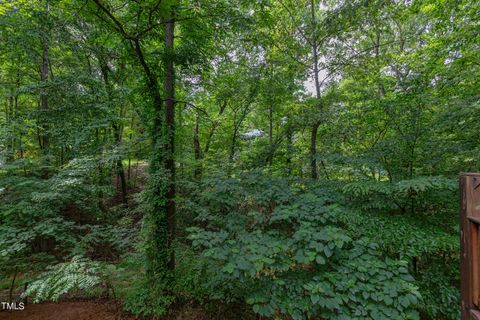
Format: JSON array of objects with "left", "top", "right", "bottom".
[
  {"left": 0, "top": 299, "right": 210, "bottom": 320},
  {"left": 0, "top": 301, "right": 120, "bottom": 320}
]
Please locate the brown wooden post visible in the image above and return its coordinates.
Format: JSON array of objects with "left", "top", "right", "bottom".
[{"left": 461, "top": 173, "right": 480, "bottom": 320}]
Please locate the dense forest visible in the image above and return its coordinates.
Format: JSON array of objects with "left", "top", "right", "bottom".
[{"left": 0, "top": 0, "right": 478, "bottom": 319}]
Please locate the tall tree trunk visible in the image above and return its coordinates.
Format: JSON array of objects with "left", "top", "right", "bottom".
[
  {"left": 125, "top": 36, "right": 171, "bottom": 279},
  {"left": 164, "top": 17, "right": 176, "bottom": 271},
  {"left": 310, "top": 0, "right": 322, "bottom": 180},
  {"left": 131, "top": 33, "right": 171, "bottom": 283},
  {"left": 90, "top": 0, "right": 173, "bottom": 278},
  {"left": 99, "top": 60, "right": 128, "bottom": 204},
  {"left": 39, "top": 0, "right": 50, "bottom": 178}
]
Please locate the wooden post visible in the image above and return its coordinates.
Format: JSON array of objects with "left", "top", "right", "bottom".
[{"left": 461, "top": 173, "right": 480, "bottom": 320}]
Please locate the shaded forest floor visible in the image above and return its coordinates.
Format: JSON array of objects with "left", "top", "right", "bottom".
[
  {"left": 0, "top": 301, "right": 120, "bottom": 320},
  {"left": 0, "top": 299, "right": 210, "bottom": 320}
]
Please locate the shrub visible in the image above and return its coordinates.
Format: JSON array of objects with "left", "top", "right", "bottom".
[{"left": 188, "top": 176, "right": 421, "bottom": 319}]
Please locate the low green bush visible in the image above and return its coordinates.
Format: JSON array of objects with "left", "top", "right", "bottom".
[{"left": 188, "top": 175, "right": 421, "bottom": 319}]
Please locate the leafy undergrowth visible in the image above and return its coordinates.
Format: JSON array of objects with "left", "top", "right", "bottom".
[
  {"left": 186, "top": 175, "right": 421, "bottom": 319},
  {"left": 1, "top": 172, "right": 459, "bottom": 320},
  {"left": 180, "top": 173, "right": 459, "bottom": 320}
]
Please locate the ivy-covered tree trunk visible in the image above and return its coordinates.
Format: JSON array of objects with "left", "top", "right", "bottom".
[
  {"left": 139, "top": 38, "right": 171, "bottom": 278},
  {"left": 90, "top": 0, "right": 176, "bottom": 285}
]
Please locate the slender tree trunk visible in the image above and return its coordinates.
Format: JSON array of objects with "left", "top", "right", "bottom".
[
  {"left": 193, "top": 112, "right": 202, "bottom": 179},
  {"left": 6, "top": 95, "right": 13, "bottom": 162},
  {"left": 229, "top": 134, "right": 236, "bottom": 165},
  {"left": 9, "top": 267, "right": 18, "bottom": 304},
  {"left": 374, "top": 32, "right": 386, "bottom": 97},
  {"left": 286, "top": 126, "right": 293, "bottom": 175},
  {"left": 310, "top": 121, "right": 320, "bottom": 179},
  {"left": 113, "top": 124, "right": 127, "bottom": 204},
  {"left": 11, "top": 76, "right": 19, "bottom": 161},
  {"left": 228, "top": 113, "right": 239, "bottom": 172},
  {"left": 100, "top": 60, "right": 128, "bottom": 204},
  {"left": 164, "top": 17, "right": 176, "bottom": 271},
  {"left": 127, "top": 158, "right": 131, "bottom": 180},
  {"left": 39, "top": 0, "right": 50, "bottom": 178},
  {"left": 134, "top": 160, "right": 139, "bottom": 188},
  {"left": 268, "top": 103, "right": 274, "bottom": 166},
  {"left": 310, "top": 0, "right": 322, "bottom": 180},
  {"left": 127, "top": 114, "right": 135, "bottom": 180},
  {"left": 4, "top": 98, "right": 10, "bottom": 162}
]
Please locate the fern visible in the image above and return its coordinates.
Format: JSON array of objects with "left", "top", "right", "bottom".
[{"left": 22, "top": 256, "right": 103, "bottom": 303}]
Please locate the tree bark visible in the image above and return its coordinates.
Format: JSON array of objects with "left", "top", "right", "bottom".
[
  {"left": 127, "top": 114, "right": 135, "bottom": 180},
  {"left": 229, "top": 130, "right": 237, "bottom": 167},
  {"left": 310, "top": 0, "right": 322, "bottom": 180},
  {"left": 268, "top": 103, "right": 274, "bottom": 166},
  {"left": 99, "top": 60, "right": 128, "bottom": 204},
  {"left": 164, "top": 17, "right": 176, "bottom": 271},
  {"left": 310, "top": 120, "right": 320, "bottom": 180},
  {"left": 39, "top": 0, "right": 50, "bottom": 178},
  {"left": 5, "top": 95, "right": 13, "bottom": 163},
  {"left": 286, "top": 124, "right": 293, "bottom": 176},
  {"left": 228, "top": 112, "right": 240, "bottom": 172},
  {"left": 9, "top": 267, "right": 18, "bottom": 304},
  {"left": 193, "top": 112, "right": 202, "bottom": 179},
  {"left": 113, "top": 123, "right": 127, "bottom": 204},
  {"left": 91, "top": 0, "right": 174, "bottom": 276}
]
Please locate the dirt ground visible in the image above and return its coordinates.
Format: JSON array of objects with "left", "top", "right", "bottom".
[
  {"left": 0, "top": 301, "right": 122, "bottom": 320},
  {"left": 0, "top": 300, "right": 213, "bottom": 320}
]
